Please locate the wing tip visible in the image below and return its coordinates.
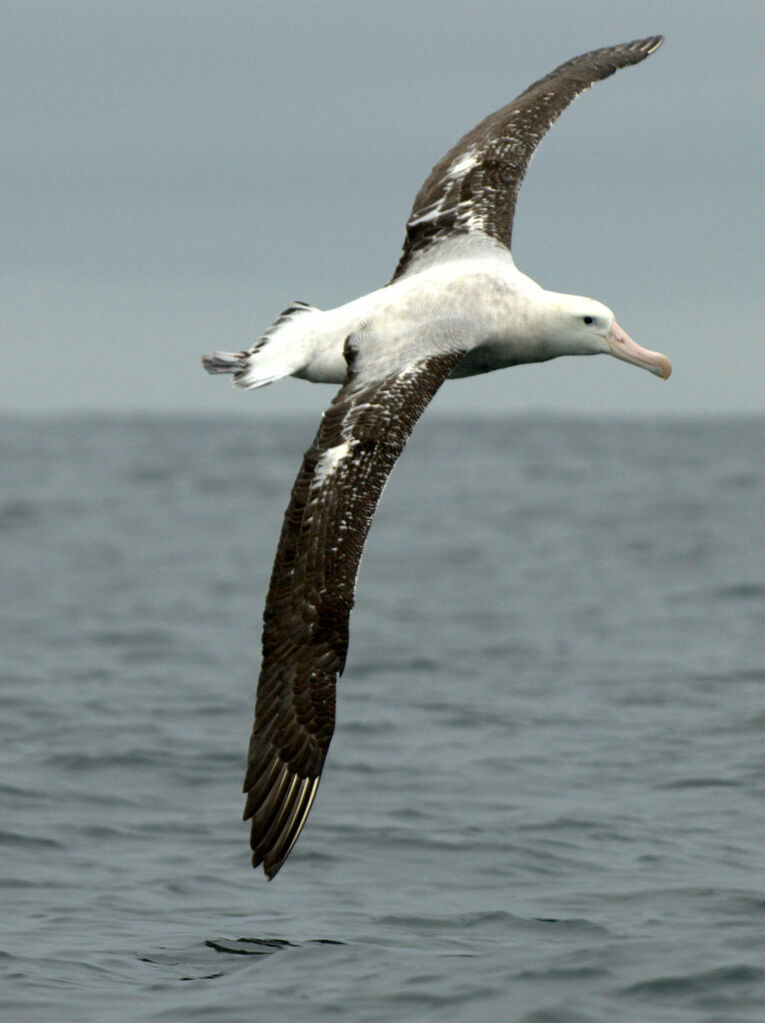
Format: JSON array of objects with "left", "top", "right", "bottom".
[
  {"left": 635, "top": 34, "right": 664, "bottom": 56},
  {"left": 254, "top": 850, "right": 281, "bottom": 880},
  {"left": 245, "top": 763, "right": 322, "bottom": 879}
]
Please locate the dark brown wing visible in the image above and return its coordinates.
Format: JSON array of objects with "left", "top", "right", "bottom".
[
  {"left": 391, "top": 35, "right": 663, "bottom": 280},
  {"left": 243, "top": 346, "right": 464, "bottom": 878}
]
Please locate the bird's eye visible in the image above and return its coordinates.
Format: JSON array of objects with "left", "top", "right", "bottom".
[{"left": 583, "top": 315, "right": 595, "bottom": 325}]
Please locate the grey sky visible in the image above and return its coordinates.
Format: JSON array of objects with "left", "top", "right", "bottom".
[{"left": 2, "top": 1, "right": 763, "bottom": 417}]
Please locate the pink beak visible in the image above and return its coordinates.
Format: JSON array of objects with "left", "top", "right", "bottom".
[{"left": 607, "top": 320, "right": 672, "bottom": 380}]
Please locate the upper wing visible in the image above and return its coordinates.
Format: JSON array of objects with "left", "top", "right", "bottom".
[
  {"left": 391, "top": 35, "right": 663, "bottom": 281},
  {"left": 243, "top": 340, "right": 465, "bottom": 878}
]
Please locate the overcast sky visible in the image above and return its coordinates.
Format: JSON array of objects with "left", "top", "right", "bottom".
[{"left": 2, "top": 1, "right": 763, "bottom": 418}]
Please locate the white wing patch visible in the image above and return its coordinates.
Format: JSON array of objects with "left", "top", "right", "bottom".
[
  {"left": 447, "top": 146, "right": 480, "bottom": 179},
  {"left": 407, "top": 146, "right": 482, "bottom": 233},
  {"left": 407, "top": 200, "right": 446, "bottom": 230},
  {"left": 313, "top": 440, "right": 354, "bottom": 488}
]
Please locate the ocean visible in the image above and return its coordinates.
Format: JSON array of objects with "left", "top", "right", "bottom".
[{"left": 2, "top": 413, "right": 764, "bottom": 1022}]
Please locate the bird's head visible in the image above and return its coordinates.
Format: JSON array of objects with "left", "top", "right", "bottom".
[{"left": 548, "top": 295, "right": 671, "bottom": 379}]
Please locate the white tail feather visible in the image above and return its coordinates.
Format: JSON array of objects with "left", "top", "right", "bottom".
[{"left": 201, "top": 301, "right": 321, "bottom": 389}]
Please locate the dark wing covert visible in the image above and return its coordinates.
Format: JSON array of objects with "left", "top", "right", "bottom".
[{"left": 391, "top": 35, "right": 663, "bottom": 280}]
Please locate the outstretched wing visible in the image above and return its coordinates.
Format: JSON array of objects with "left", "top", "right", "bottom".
[
  {"left": 391, "top": 35, "right": 663, "bottom": 281},
  {"left": 243, "top": 340, "right": 465, "bottom": 878}
]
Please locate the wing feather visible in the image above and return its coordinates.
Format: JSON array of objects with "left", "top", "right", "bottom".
[
  {"left": 391, "top": 36, "right": 663, "bottom": 280},
  {"left": 244, "top": 348, "right": 464, "bottom": 877}
]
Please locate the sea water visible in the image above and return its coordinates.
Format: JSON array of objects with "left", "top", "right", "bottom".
[{"left": 2, "top": 413, "right": 764, "bottom": 1022}]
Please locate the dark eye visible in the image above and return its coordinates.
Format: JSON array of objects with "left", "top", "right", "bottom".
[{"left": 583, "top": 315, "right": 595, "bottom": 325}]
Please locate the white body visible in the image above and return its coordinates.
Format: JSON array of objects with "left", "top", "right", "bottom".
[{"left": 232, "top": 242, "right": 630, "bottom": 391}]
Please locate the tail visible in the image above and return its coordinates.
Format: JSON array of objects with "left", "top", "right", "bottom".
[
  {"left": 201, "top": 351, "right": 249, "bottom": 374},
  {"left": 201, "top": 301, "right": 319, "bottom": 390}
]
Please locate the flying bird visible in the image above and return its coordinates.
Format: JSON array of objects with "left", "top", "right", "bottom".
[{"left": 203, "top": 36, "right": 671, "bottom": 878}]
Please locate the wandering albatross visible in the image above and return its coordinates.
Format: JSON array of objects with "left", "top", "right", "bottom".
[{"left": 203, "top": 36, "right": 671, "bottom": 878}]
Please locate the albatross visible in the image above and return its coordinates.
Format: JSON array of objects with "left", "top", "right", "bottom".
[{"left": 203, "top": 36, "right": 671, "bottom": 878}]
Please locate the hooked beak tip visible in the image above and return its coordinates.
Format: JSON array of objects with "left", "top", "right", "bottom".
[{"left": 608, "top": 320, "right": 672, "bottom": 382}]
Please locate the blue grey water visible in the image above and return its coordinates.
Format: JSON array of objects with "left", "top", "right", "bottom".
[{"left": 2, "top": 412, "right": 764, "bottom": 1023}]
